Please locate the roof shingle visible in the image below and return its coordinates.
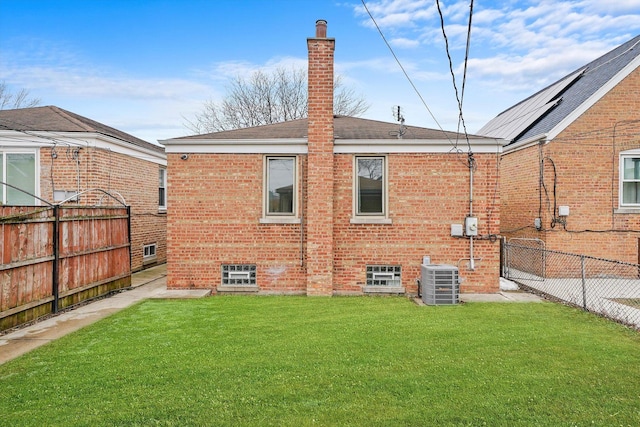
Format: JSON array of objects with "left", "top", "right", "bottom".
[{"left": 0, "top": 105, "right": 163, "bottom": 154}]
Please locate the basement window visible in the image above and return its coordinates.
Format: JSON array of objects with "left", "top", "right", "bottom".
[
  {"left": 366, "top": 265, "right": 401, "bottom": 286},
  {"left": 221, "top": 264, "right": 257, "bottom": 286},
  {"left": 53, "top": 190, "right": 79, "bottom": 203},
  {"left": 364, "top": 265, "right": 404, "bottom": 294},
  {"left": 143, "top": 243, "right": 157, "bottom": 263}
]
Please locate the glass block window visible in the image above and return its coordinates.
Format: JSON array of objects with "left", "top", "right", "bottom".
[
  {"left": 366, "top": 265, "right": 401, "bottom": 286},
  {"left": 222, "top": 264, "right": 257, "bottom": 286}
]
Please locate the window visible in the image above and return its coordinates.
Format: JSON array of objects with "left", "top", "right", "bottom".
[
  {"left": 366, "top": 265, "right": 401, "bottom": 286},
  {"left": 159, "top": 168, "right": 167, "bottom": 210},
  {"left": 265, "top": 156, "right": 296, "bottom": 216},
  {"left": 221, "top": 264, "right": 256, "bottom": 286},
  {"left": 53, "top": 190, "right": 79, "bottom": 203},
  {"left": 621, "top": 157, "right": 640, "bottom": 206},
  {"left": 355, "top": 156, "right": 386, "bottom": 216},
  {"left": 0, "top": 151, "right": 37, "bottom": 205},
  {"left": 143, "top": 243, "right": 157, "bottom": 259}
]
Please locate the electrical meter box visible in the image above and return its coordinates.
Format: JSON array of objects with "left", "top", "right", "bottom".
[{"left": 465, "top": 216, "right": 478, "bottom": 236}]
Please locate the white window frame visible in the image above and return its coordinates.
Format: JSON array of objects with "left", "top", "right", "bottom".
[
  {"left": 261, "top": 155, "right": 300, "bottom": 224},
  {"left": 159, "top": 167, "right": 167, "bottom": 211},
  {"left": 351, "top": 155, "right": 391, "bottom": 224},
  {"left": 143, "top": 243, "right": 157, "bottom": 260},
  {"left": 0, "top": 148, "right": 40, "bottom": 205},
  {"left": 619, "top": 151, "right": 640, "bottom": 208}
]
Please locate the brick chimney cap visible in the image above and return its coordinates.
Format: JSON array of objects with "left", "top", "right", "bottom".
[{"left": 315, "top": 19, "right": 328, "bottom": 38}]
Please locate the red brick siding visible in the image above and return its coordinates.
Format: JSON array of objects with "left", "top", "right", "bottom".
[
  {"left": 167, "top": 151, "right": 501, "bottom": 293},
  {"left": 166, "top": 153, "right": 306, "bottom": 291},
  {"left": 306, "top": 34, "right": 335, "bottom": 295},
  {"left": 501, "top": 68, "right": 640, "bottom": 263},
  {"left": 39, "top": 146, "right": 166, "bottom": 271},
  {"left": 333, "top": 153, "right": 500, "bottom": 294}
]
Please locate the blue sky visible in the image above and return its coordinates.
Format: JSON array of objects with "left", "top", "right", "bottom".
[{"left": 1, "top": 0, "right": 639, "bottom": 142}]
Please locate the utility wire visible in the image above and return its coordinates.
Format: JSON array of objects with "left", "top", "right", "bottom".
[
  {"left": 436, "top": 0, "right": 474, "bottom": 153},
  {"left": 360, "top": 0, "right": 456, "bottom": 149}
]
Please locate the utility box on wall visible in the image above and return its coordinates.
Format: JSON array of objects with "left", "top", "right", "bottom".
[{"left": 421, "top": 264, "right": 460, "bottom": 305}]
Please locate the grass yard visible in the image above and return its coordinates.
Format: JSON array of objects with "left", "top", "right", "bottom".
[{"left": 1, "top": 297, "right": 639, "bottom": 426}]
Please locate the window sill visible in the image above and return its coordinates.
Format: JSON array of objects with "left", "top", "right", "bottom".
[
  {"left": 363, "top": 285, "right": 405, "bottom": 295},
  {"left": 614, "top": 208, "right": 640, "bottom": 214},
  {"left": 158, "top": 208, "right": 167, "bottom": 214},
  {"left": 143, "top": 256, "right": 157, "bottom": 265},
  {"left": 217, "top": 285, "right": 259, "bottom": 294},
  {"left": 350, "top": 217, "right": 392, "bottom": 224},
  {"left": 260, "top": 217, "right": 301, "bottom": 224}
]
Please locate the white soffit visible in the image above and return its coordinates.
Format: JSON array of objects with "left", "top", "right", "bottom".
[
  {"left": 334, "top": 138, "right": 505, "bottom": 154},
  {"left": 478, "top": 69, "right": 585, "bottom": 141},
  {"left": 161, "top": 138, "right": 309, "bottom": 154}
]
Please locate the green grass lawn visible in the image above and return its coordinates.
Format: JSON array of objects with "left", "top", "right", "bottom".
[{"left": 1, "top": 297, "right": 639, "bottom": 426}]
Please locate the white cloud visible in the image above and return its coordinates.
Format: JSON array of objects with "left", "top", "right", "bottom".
[
  {"left": 578, "top": 0, "right": 640, "bottom": 13},
  {"left": 389, "top": 37, "right": 421, "bottom": 48}
]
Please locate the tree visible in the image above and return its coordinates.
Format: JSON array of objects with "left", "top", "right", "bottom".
[
  {"left": 184, "top": 67, "right": 369, "bottom": 134},
  {"left": 0, "top": 81, "right": 41, "bottom": 110}
]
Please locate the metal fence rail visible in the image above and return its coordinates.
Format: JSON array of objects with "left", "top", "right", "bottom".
[{"left": 503, "top": 240, "right": 640, "bottom": 330}]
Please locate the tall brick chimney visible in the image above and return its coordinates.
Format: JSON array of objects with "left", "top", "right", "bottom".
[{"left": 306, "top": 20, "right": 335, "bottom": 296}]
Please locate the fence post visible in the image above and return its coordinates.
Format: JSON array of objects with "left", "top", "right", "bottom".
[
  {"left": 52, "top": 205, "right": 60, "bottom": 313},
  {"left": 500, "top": 237, "right": 504, "bottom": 277},
  {"left": 503, "top": 238, "right": 509, "bottom": 279},
  {"left": 581, "top": 255, "right": 587, "bottom": 310},
  {"left": 126, "top": 206, "right": 132, "bottom": 271}
]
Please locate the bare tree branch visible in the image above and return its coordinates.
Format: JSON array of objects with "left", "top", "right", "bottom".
[
  {"left": 184, "top": 67, "right": 369, "bottom": 134},
  {"left": 0, "top": 81, "right": 41, "bottom": 110}
]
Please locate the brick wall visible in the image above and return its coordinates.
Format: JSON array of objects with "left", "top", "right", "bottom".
[
  {"left": 39, "top": 146, "right": 167, "bottom": 271},
  {"left": 501, "top": 67, "right": 640, "bottom": 263},
  {"left": 166, "top": 151, "right": 501, "bottom": 293},
  {"left": 166, "top": 153, "right": 306, "bottom": 291}
]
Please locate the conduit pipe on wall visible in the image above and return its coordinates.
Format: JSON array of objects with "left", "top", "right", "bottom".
[{"left": 468, "top": 152, "right": 475, "bottom": 271}]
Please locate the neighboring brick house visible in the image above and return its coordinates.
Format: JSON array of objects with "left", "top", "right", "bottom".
[
  {"left": 161, "top": 20, "right": 506, "bottom": 295},
  {"left": 0, "top": 106, "right": 167, "bottom": 271},
  {"left": 479, "top": 35, "right": 640, "bottom": 263}
]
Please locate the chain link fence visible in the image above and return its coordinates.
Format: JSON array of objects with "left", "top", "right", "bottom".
[{"left": 503, "top": 238, "right": 640, "bottom": 330}]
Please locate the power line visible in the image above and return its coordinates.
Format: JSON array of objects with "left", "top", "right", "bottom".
[
  {"left": 360, "top": 0, "right": 457, "bottom": 150},
  {"left": 436, "top": 0, "right": 474, "bottom": 153}
]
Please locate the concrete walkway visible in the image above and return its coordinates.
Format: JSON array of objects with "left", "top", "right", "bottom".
[
  {"left": 0, "top": 264, "right": 209, "bottom": 365},
  {"left": 1, "top": 267, "right": 542, "bottom": 365}
]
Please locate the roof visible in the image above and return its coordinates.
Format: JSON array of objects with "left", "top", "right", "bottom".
[
  {"left": 169, "top": 115, "right": 493, "bottom": 141},
  {"left": 478, "top": 35, "right": 640, "bottom": 145},
  {"left": 0, "top": 105, "right": 164, "bottom": 154}
]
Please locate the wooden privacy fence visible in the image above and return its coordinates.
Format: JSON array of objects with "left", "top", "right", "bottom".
[{"left": 0, "top": 205, "right": 131, "bottom": 331}]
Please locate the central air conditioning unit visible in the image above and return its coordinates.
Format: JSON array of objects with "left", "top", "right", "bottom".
[{"left": 421, "top": 264, "right": 459, "bottom": 305}]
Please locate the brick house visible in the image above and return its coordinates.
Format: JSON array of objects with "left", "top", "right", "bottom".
[
  {"left": 0, "top": 106, "right": 167, "bottom": 271},
  {"left": 479, "top": 35, "right": 640, "bottom": 263},
  {"left": 162, "top": 20, "right": 506, "bottom": 295}
]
